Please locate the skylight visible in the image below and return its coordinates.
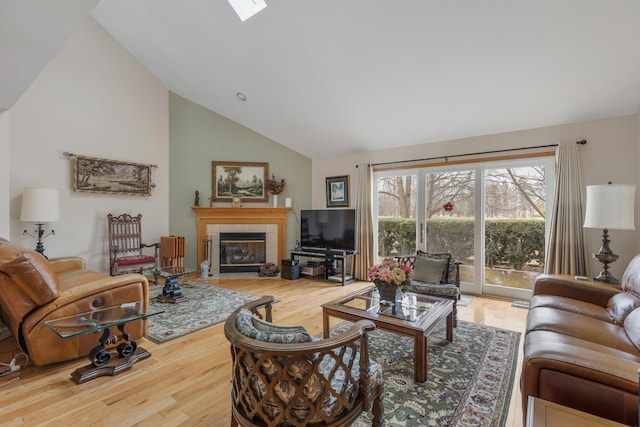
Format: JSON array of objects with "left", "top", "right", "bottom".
[{"left": 227, "top": 0, "right": 267, "bottom": 22}]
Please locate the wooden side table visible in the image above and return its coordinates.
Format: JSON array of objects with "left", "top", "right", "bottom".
[{"left": 526, "top": 396, "right": 630, "bottom": 427}]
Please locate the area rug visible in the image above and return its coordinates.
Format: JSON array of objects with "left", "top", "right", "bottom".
[
  {"left": 328, "top": 320, "right": 520, "bottom": 427},
  {"left": 145, "top": 280, "right": 260, "bottom": 343}
]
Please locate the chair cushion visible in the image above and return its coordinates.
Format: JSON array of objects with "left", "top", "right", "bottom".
[
  {"left": 414, "top": 255, "right": 448, "bottom": 284},
  {"left": 607, "top": 292, "right": 640, "bottom": 325},
  {"left": 236, "top": 309, "right": 313, "bottom": 343},
  {"left": 408, "top": 281, "right": 459, "bottom": 298},
  {"left": 115, "top": 255, "right": 156, "bottom": 266}
]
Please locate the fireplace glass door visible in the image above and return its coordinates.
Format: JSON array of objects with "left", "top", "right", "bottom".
[{"left": 219, "top": 232, "right": 266, "bottom": 273}]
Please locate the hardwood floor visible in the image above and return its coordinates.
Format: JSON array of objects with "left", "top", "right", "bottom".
[{"left": 0, "top": 277, "right": 528, "bottom": 426}]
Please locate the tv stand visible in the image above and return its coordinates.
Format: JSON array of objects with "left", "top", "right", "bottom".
[{"left": 290, "top": 249, "right": 358, "bottom": 286}]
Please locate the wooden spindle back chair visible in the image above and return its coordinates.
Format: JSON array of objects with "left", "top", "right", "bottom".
[{"left": 108, "top": 213, "right": 159, "bottom": 281}]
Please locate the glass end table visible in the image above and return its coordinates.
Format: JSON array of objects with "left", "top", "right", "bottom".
[
  {"left": 144, "top": 266, "right": 197, "bottom": 303},
  {"left": 46, "top": 302, "right": 163, "bottom": 383}
]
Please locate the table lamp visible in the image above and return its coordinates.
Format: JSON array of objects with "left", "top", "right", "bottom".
[
  {"left": 20, "top": 187, "right": 60, "bottom": 258},
  {"left": 583, "top": 183, "right": 636, "bottom": 284}
]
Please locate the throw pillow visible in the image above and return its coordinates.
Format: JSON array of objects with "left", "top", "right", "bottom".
[
  {"left": 236, "top": 309, "right": 313, "bottom": 344},
  {"left": 607, "top": 292, "right": 640, "bottom": 325},
  {"left": 413, "top": 255, "right": 448, "bottom": 284}
]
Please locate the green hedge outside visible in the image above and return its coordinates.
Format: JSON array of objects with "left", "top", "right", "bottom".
[{"left": 378, "top": 217, "right": 545, "bottom": 271}]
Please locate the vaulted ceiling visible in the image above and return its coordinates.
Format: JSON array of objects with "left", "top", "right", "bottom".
[{"left": 3, "top": 1, "right": 640, "bottom": 158}]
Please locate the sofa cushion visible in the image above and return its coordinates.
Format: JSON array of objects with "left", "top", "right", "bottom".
[
  {"left": 526, "top": 306, "right": 638, "bottom": 355},
  {"left": 621, "top": 253, "right": 640, "bottom": 295},
  {"left": 413, "top": 255, "right": 448, "bottom": 284},
  {"left": 0, "top": 241, "right": 58, "bottom": 305},
  {"left": 623, "top": 307, "right": 640, "bottom": 351},
  {"left": 236, "top": 309, "right": 312, "bottom": 343},
  {"left": 608, "top": 292, "right": 640, "bottom": 325},
  {"left": 530, "top": 295, "right": 613, "bottom": 323}
]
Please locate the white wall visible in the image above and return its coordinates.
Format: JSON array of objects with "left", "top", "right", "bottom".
[
  {"left": 313, "top": 115, "right": 640, "bottom": 281},
  {"left": 0, "top": 111, "right": 9, "bottom": 237},
  {"left": 8, "top": 17, "right": 169, "bottom": 273}
]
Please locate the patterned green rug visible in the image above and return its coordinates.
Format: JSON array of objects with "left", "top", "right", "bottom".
[
  {"left": 146, "top": 280, "right": 260, "bottom": 343},
  {"left": 329, "top": 320, "right": 520, "bottom": 427}
]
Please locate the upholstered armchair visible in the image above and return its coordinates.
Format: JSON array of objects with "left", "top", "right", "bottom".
[
  {"left": 224, "top": 296, "right": 385, "bottom": 427},
  {"left": 396, "top": 251, "right": 461, "bottom": 327},
  {"left": 0, "top": 238, "right": 149, "bottom": 366}
]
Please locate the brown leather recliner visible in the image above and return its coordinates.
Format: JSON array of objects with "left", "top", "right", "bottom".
[
  {"left": 0, "top": 238, "right": 149, "bottom": 366},
  {"left": 521, "top": 254, "right": 640, "bottom": 425}
]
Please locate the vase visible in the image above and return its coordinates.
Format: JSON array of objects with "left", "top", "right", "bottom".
[
  {"left": 374, "top": 280, "right": 399, "bottom": 303},
  {"left": 272, "top": 194, "right": 278, "bottom": 207},
  {"left": 374, "top": 280, "right": 409, "bottom": 303}
]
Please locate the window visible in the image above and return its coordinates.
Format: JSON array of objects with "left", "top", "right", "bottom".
[{"left": 373, "top": 154, "right": 555, "bottom": 298}]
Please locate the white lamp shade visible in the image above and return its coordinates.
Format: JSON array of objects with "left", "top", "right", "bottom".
[
  {"left": 20, "top": 188, "right": 60, "bottom": 223},
  {"left": 583, "top": 184, "right": 635, "bottom": 230}
]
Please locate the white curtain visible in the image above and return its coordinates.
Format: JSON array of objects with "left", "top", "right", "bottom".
[
  {"left": 354, "top": 163, "right": 374, "bottom": 280},
  {"left": 545, "top": 140, "right": 587, "bottom": 275}
]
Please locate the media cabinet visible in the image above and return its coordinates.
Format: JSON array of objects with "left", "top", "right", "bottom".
[{"left": 289, "top": 249, "right": 358, "bottom": 286}]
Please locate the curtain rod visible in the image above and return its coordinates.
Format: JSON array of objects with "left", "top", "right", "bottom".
[
  {"left": 62, "top": 151, "right": 158, "bottom": 168},
  {"left": 369, "top": 139, "right": 587, "bottom": 168}
]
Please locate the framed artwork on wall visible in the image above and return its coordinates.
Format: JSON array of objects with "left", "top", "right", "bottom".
[
  {"left": 326, "top": 175, "right": 350, "bottom": 207},
  {"left": 212, "top": 161, "right": 268, "bottom": 202},
  {"left": 73, "top": 155, "right": 153, "bottom": 196}
]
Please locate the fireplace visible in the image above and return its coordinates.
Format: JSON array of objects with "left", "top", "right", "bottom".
[
  {"left": 219, "top": 232, "right": 266, "bottom": 273},
  {"left": 193, "top": 207, "right": 290, "bottom": 277}
]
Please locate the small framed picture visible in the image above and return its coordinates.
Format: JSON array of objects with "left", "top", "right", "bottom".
[{"left": 326, "top": 175, "right": 350, "bottom": 207}]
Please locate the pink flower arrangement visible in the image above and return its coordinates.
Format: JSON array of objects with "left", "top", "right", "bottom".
[
  {"left": 368, "top": 257, "right": 414, "bottom": 285},
  {"left": 265, "top": 174, "right": 287, "bottom": 195}
]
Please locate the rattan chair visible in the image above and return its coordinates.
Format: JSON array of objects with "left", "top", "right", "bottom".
[
  {"left": 224, "top": 296, "right": 384, "bottom": 427},
  {"left": 107, "top": 213, "right": 159, "bottom": 281}
]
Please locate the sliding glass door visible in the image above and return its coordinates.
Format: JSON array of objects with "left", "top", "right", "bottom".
[
  {"left": 482, "top": 160, "right": 553, "bottom": 299},
  {"left": 374, "top": 155, "right": 554, "bottom": 298},
  {"left": 424, "top": 167, "right": 479, "bottom": 293}
]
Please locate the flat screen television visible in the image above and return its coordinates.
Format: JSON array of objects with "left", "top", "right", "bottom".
[{"left": 300, "top": 209, "right": 356, "bottom": 252}]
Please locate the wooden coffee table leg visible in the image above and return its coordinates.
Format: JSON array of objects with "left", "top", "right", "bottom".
[
  {"left": 322, "top": 309, "right": 330, "bottom": 338},
  {"left": 414, "top": 332, "right": 427, "bottom": 383},
  {"left": 446, "top": 311, "right": 453, "bottom": 342}
]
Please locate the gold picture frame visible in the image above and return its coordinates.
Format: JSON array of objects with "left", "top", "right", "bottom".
[
  {"left": 212, "top": 161, "right": 268, "bottom": 202},
  {"left": 73, "top": 155, "right": 153, "bottom": 196},
  {"left": 326, "top": 175, "right": 350, "bottom": 207}
]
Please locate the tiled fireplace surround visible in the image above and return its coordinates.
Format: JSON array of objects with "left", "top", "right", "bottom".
[
  {"left": 193, "top": 207, "right": 289, "bottom": 276},
  {"left": 207, "top": 224, "right": 276, "bottom": 274}
]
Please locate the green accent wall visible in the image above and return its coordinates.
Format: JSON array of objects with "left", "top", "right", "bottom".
[{"left": 169, "top": 93, "right": 312, "bottom": 269}]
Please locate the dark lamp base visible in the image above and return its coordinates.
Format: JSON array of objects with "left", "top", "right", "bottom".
[{"left": 593, "top": 270, "right": 619, "bottom": 284}]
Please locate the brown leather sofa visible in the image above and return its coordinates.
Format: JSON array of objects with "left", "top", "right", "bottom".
[
  {"left": 0, "top": 238, "right": 149, "bottom": 365},
  {"left": 521, "top": 255, "right": 640, "bottom": 425}
]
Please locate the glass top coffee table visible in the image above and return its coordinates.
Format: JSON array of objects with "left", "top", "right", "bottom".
[
  {"left": 322, "top": 286, "right": 454, "bottom": 383},
  {"left": 46, "top": 302, "right": 163, "bottom": 383},
  {"left": 145, "top": 265, "right": 197, "bottom": 303}
]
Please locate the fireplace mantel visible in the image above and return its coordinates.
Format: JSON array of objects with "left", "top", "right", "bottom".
[{"left": 193, "top": 207, "right": 290, "bottom": 268}]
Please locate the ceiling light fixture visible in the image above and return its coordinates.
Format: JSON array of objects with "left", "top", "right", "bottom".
[
  {"left": 236, "top": 92, "right": 247, "bottom": 101},
  {"left": 228, "top": 0, "right": 267, "bottom": 22}
]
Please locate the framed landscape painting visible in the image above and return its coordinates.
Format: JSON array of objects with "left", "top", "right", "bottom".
[
  {"left": 212, "top": 161, "right": 268, "bottom": 202},
  {"left": 73, "top": 155, "right": 153, "bottom": 196},
  {"left": 326, "top": 175, "right": 350, "bottom": 207}
]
